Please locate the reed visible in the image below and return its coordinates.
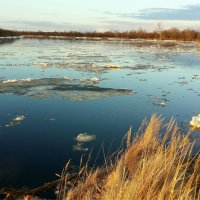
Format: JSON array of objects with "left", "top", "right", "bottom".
[{"left": 60, "top": 114, "right": 200, "bottom": 200}]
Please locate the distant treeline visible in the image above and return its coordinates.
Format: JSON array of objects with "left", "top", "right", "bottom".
[
  {"left": 0, "top": 28, "right": 19, "bottom": 37},
  {"left": 1, "top": 27, "right": 200, "bottom": 41},
  {"left": 17, "top": 28, "right": 200, "bottom": 41}
]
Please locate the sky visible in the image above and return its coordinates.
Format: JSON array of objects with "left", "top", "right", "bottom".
[{"left": 1, "top": 0, "right": 200, "bottom": 31}]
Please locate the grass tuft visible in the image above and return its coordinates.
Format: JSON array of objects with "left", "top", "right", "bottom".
[{"left": 60, "top": 115, "right": 200, "bottom": 200}]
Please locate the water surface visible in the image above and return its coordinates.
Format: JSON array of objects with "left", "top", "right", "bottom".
[{"left": 0, "top": 39, "right": 199, "bottom": 189}]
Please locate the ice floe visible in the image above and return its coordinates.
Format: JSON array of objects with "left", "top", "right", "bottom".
[
  {"left": 3, "top": 78, "right": 35, "bottom": 84},
  {"left": 0, "top": 77, "right": 134, "bottom": 100},
  {"left": 73, "top": 143, "right": 89, "bottom": 152},
  {"left": 13, "top": 115, "right": 25, "bottom": 122},
  {"left": 33, "top": 62, "right": 49, "bottom": 67},
  {"left": 147, "top": 94, "right": 168, "bottom": 107},
  {"left": 75, "top": 133, "right": 96, "bottom": 142},
  {"left": 126, "top": 64, "right": 174, "bottom": 72},
  {"left": 90, "top": 77, "right": 100, "bottom": 82},
  {"left": 79, "top": 77, "right": 101, "bottom": 85},
  {"left": 21, "top": 78, "right": 35, "bottom": 82},
  {"left": 179, "top": 80, "right": 188, "bottom": 85},
  {"left": 190, "top": 114, "right": 200, "bottom": 130},
  {"left": 1, "top": 114, "right": 26, "bottom": 128},
  {"left": 192, "top": 75, "right": 200, "bottom": 80},
  {"left": 104, "top": 64, "right": 122, "bottom": 69},
  {"left": 159, "top": 102, "right": 166, "bottom": 107},
  {"left": 3, "top": 79, "right": 17, "bottom": 84}
]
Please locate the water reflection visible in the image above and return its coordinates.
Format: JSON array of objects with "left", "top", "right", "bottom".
[{"left": 0, "top": 38, "right": 19, "bottom": 45}]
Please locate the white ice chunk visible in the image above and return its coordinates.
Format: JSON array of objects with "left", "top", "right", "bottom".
[
  {"left": 33, "top": 62, "right": 48, "bottom": 67},
  {"left": 21, "top": 78, "right": 35, "bottom": 82},
  {"left": 3, "top": 79, "right": 17, "bottom": 84},
  {"left": 75, "top": 133, "right": 96, "bottom": 143},
  {"left": 13, "top": 115, "right": 26, "bottom": 122},
  {"left": 160, "top": 102, "right": 166, "bottom": 107},
  {"left": 190, "top": 114, "right": 200, "bottom": 130},
  {"left": 91, "top": 77, "right": 100, "bottom": 82},
  {"left": 73, "top": 143, "right": 89, "bottom": 152},
  {"left": 104, "top": 64, "right": 122, "bottom": 69}
]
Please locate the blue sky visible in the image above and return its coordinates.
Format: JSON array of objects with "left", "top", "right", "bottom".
[{"left": 1, "top": 0, "right": 200, "bottom": 31}]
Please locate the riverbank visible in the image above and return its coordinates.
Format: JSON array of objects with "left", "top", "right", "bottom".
[
  {"left": 1, "top": 35, "right": 199, "bottom": 50},
  {"left": 1, "top": 27, "right": 200, "bottom": 41}
]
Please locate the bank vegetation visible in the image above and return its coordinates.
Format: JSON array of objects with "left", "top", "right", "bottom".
[
  {"left": 59, "top": 115, "right": 200, "bottom": 200},
  {"left": 1, "top": 27, "right": 200, "bottom": 41}
]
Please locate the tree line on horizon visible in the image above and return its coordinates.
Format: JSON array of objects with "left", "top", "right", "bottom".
[
  {"left": 1, "top": 27, "right": 200, "bottom": 41},
  {"left": 0, "top": 28, "right": 19, "bottom": 37}
]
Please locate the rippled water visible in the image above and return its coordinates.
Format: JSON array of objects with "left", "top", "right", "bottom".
[{"left": 0, "top": 39, "right": 200, "bottom": 190}]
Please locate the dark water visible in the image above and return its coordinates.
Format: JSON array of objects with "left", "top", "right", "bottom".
[{"left": 0, "top": 39, "right": 199, "bottom": 192}]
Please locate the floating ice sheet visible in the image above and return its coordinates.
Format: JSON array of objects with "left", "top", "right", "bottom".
[
  {"left": 126, "top": 64, "right": 174, "bottom": 72},
  {"left": 147, "top": 94, "right": 169, "bottom": 107},
  {"left": 73, "top": 143, "right": 89, "bottom": 152},
  {"left": 1, "top": 115, "right": 26, "bottom": 128},
  {"left": 13, "top": 115, "right": 25, "bottom": 122},
  {"left": 33, "top": 62, "right": 49, "bottom": 67},
  {"left": 192, "top": 75, "right": 200, "bottom": 80},
  {"left": 30, "top": 60, "right": 174, "bottom": 74},
  {"left": 75, "top": 133, "right": 96, "bottom": 142},
  {"left": 0, "top": 77, "right": 134, "bottom": 100}
]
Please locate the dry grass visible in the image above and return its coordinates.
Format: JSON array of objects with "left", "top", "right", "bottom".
[{"left": 60, "top": 114, "right": 200, "bottom": 200}]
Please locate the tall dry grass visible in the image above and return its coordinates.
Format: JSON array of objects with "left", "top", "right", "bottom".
[{"left": 59, "top": 115, "right": 200, "bottom": 200}]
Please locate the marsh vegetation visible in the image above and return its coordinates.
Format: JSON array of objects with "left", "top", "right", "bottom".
[
  {"left": 59, "top": 115, "right": 200, "bottom": 200},
  {"left": 1, "top": 27, "right": 199, "bottom": 41}
]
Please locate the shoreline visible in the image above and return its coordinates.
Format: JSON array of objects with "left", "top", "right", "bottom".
[{"left": 1, "top": 35, "right": 199, "bottom": 44}]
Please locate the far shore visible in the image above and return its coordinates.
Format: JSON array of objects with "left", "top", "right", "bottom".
[
  {"left": 0, "top": 35, "right": 199, "bottom": 47},
  {"left": 1, "top": 27, "right": 200, "bottom": 42}
]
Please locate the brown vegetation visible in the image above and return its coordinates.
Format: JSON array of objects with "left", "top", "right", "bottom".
[
  {"left": 17, "top": 28, "right": 200, "bottom": 41},
  {"left": 0, "top": 28, "right": 19, "bottom": 37},
  {"left": 1, "top": 26, "right": 200, "bottom": 41},
  {"left": 60, "top": 115, "right": 200, "bottom": 200},
  {"left": 0, "top": 115, "right": 199, "bottom": 200}
]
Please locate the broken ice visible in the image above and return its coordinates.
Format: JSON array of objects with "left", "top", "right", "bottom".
[
  {"left": 75, "top": 133, "right": 96, "bottom": 142},
  {"left": 0, "top": 78, "right": 134, "bottom": 100},
  {"left": 190, "top": 114, "right": 200, "bottom": 130}
]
